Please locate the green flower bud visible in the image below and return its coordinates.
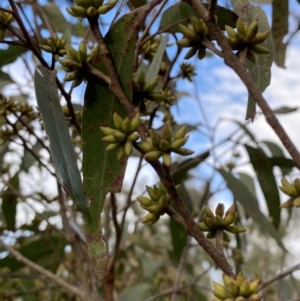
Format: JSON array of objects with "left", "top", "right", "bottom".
[
  {"left": 163, "top": 152, "right": 172, "bottom": 166},
  {"left": 225, "top": 225, "right": 246, "bottom": 234},
  {"left": 117, "top": 147, "right": 125, "bottom": 161},
  {"left": 113, "top": 113, "right": 124, "bottom": 132},
  {"left": 197, "top": 222, "right": 210, "bottom": 231},
  {"left": 246, "top": 19, "right": 259, "bottom": 43},
  {"left": 124, "top": 139, "right": 133, "bottom": 157},
  {"left": 144, "top": 150, "right": 162, "bottom": 161},
  {"left": 239, "top": 280, "right": 250, "bottom": 297},
  {"left": 137, "top": 196, "right": 153, "bottom": 207},
  {"left": 131, "top": 113, "right": 141, "bottom": 131},
  {"left": 103, "top": 135, "right": 117, "bottom": 143},
  {"left": 215, "top": 203, "right": 224, "bottom": 217},
  {"left": 122, "top": 117, "right": 132, "bottom": 134},
  {"left": 100, "top": 126, "right": 115, "bottom": 135},
  {"left": 174, "top": 125, "right": 187, "bottom": 140},
  {"left": 106, "top": 143, "right": 119, "bottom": 151},
  {"left": 147, "top": 205, "right": 162, "bottom": 215}
]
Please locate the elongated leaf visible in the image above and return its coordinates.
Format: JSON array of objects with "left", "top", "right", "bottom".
[
  {"left": 245, "top": 145, "right": 280, "bottom": 229},
  {"left": 262, "top": 141, "right": 294, "bottom": 176},
  {"left": 160, "top": 2, "right": 237, "bottom": 33},
  {"left": 34, "top": 65, "right": 88, "bottom": 213},
  {"left": 231, "top": 0, "right": 273, "bottom": 120},
  {"left": 218, "top": 169, "right": 284, "bottom": 249},
  {"left": 39, "top": 3, "right": 83, "bottom": 38},
  {"left": 0, "top": 45, "right": 27, "bottom": 67},
  {"left": 272, "top": 0, "right": 288, "bottom": 67},
  {"left": 171, "top": 151, "right": 209, "bottom": 184},
  {"left": 145, "top": 35, "right": 168, "bottom": 82},
  {"left": 82, "top": 10, "right": 144, "bottom": 278},
  {"left": 0, "top": 71, "right": 14, "bottom": 89},
  {"left": 273, "top": 106, "right": 298, "bottom": 114},
  {"left": 1, "top": 173, "right": 19, "bottom": 231},
  {"left": 120, "top": 283, "right": 153, "bottom": 301},
  {"left": 238, "top": 172, "right": 260, "bottom": 210},
  {"left": 169, "top": 216, "right": 188, "bottom": 264},
  {"left": 232, "top": 120, "right": 256, "bottom": 141}
]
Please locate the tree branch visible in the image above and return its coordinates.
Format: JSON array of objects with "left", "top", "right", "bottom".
[{"left": 0, "top": 239, "right": 86, "bottom": 300}]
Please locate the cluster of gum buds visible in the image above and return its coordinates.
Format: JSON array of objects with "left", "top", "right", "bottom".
[
  {"left": 67, "top": 0, "right": 117, "bottom": 18},
  {"left": 212, "top": 272, "right": 261, "bottom": 301},
  {"left": 279, "top": 178, "right": 300, "bottom": 208},
  {"left": 137, "top": 183, "right": 180, "bottom": 225},
  {"left": 197, "top": 204, "right": 246, "bottom": 242},
  {"left": 179, "top": 62, "right": 197, "bottom": 82},
  {"left": 133, "top": 71, "right": 166, "bottom": 105},
  {"left": 140, "top": 36, "right": 163, "bottom": 61},
  {"left": 139, "top": 122, "right": 194, "bottom": 166},
  {"left": 0, "top": 10, "right": 14, "bottom": 41},
  {"left": 225, "top": 18, "right": 270, "bottom": 63},
  {"left": 177, "top": 16, "right": 213, "bottom": 60},
  {"left": 100, "top": 113, "right": 140, "bottom": 161},
  {"left": 59, "top": 42, "right": 99, "bottom": 87},
  {"left": 40, "top": 36, "right": 67, "bottom": 61}
]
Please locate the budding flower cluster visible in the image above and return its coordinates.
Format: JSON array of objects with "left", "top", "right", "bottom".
[
  {"left": 197, "top": 204, "right": 246, "bottom": 242},
  {"left": 67, "top": 0, "right": 118, "bottom": 18},
  {"left": 140, "top": 36, "right": 163, "bottom": 61},
  {"left": 179, "top": 62, "right": 197, "bottom": 82},
  {"left": 40, "top": 36, "right": 67, "bottom": 61},
  {"left": 279, "top": 178, "right": 300, "bottom": 208},
  {"left": 137, "top": 183, "right": 180, "bottom": 225},
  {"left": 176, "top": 16, "right": 213, "bottom": 60},
  {"left": 225, "top": 18, "right": 270, "bottom": 63},
  {"left": 0, "top": 10, "right": 14, "bottom": 41},
  {"left": 212, "top": 272, "right": 261, "bottom": 301},
  {"left": 138, "top": 122, "right": 194, "bottom": 166},
  {"left": 133, "top": 71, "right": 167, "bottom": 104},
  {"left": 59, "top": 42, "right": 99, "bottom": 87},
  {"left": 100, "top": 113, "right": 140, "bottom": 161}
]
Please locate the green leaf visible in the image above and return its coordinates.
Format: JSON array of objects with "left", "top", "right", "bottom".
[
  {"left": 145, "top": 34, "right": 168, "bottom": 82},
  {"left": 0, "top": 236, "right": 66, "bottom": 272},
  {"left": 231, "top": 0, "right": 273, "bottom": 120},
  {"left": 34, "top": 65, "right": 88, "bottom": 214},
  {"left": 232, "top": 120, "right": 256, "bottom": 141},
  {"left": 20, "top": 140, "right": 44, "bottom": 172},
  {"left": 238, "top": 172, "right": 260, "bottom": 210},
  {"left": 171, "top": 151, "right": 209, "bottom": 184},
  {"left": 159, "top": 2, "right": 237, "bottom": 33},
  {"left": 0, "top": 71, "right": 14, "bottom": 89},
  {"left": 272, "top": 0, "right": 288, "bottom": 67},
  {"left": 218, "top": 168, "right": 285, "bottom": 249},
  {"left": 39, "top": 3, "right": 83, "bottom": 39},
  {"left": 261, "top": 140, "right": 294, "bottom": 176},
  {"left": 82, "top": 10, "right": 143, "bottom": 278},
  {"left": 273, "top": 106, "right": 298, "bottom": 114},
  {"left": 169, "top": 217, "right": 188, "bottom": 264},
  {"left": 0, "top": 45, "right": 27, "bottom": 67},
  {"left": 20, "top": 279, "right": 39, "bottom": 301},
  {"left": 1, "top": 173, "right": 19, "bottom": 231},
  {"left": 120, "top": 283, "right": 154, "bottom": 301},
  {"left": 245, "top": 145, "right": 280, "bottom": 229}
]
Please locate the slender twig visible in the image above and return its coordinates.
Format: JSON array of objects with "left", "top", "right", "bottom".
[
  {"left": 208, "top": 0, "right": 218, "bottom": 20},
  {"left": 186, "top": 0, "right": 300, "bottom": 170},
  {"left": 85, "top": 63, "right": 111, "bottom": 85},
  {"left": 258, "top": 263, "right": 300, "bottom": 291},
  {"left": 0, "top": 239, "right": 86, "bottom": 300},
  {"left": 140, "top": 0, "right": 168, "bottom": 41},
  {"left": 170, "top": 238, "right": 191, "bottom": 301}
]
